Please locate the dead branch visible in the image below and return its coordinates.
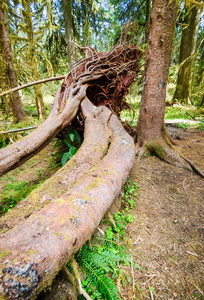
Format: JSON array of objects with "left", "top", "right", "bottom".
[
  {"left": 0, "top": 126, "right": 37, "bottom": 134},
  {"left": 0, "top": 76, "right": 66, "bottom": 97}
]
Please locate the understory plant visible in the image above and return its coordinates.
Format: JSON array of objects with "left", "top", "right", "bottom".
[
  {"left": 52, "top": 129, "right": 81, "bottom": 166},
  {"left": 67, "top": 179, "right": 140, "bottom": 299}
]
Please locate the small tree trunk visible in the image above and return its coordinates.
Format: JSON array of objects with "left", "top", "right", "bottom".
[
  {"left": 173, "top": 4, "right": 202, "bottom": 104},
  {"left": 136, "top": 0, "right": 188, "bottom": 168},
  {"left": 0, "top": 3, "right": 26, "bottom": 123}
]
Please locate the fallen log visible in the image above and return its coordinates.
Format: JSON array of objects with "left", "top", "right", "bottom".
[
  {"left": 0, "top": 83, "right": 88, "bottom": 176},
  {"left": 0, "top": 99, "right": 111, "bottom": 233},
  {"left": 0, "top": 45, "right": 142, "bottom": 177},
  {"left": 0, "top": 98, "right": 135, "bottom": 299}
]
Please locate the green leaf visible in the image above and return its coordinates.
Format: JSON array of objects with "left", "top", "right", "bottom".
[{"left": 69, "top": 133, "right": 75, "bottom": 142}]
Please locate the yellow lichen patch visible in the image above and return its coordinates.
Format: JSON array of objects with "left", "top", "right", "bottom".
[
  {"left": 27, "top": 249, "right": 38, "bottom": 256},
  {"left": 56, "top": 198, "right": 65, "bottom": 204},
  {"left": 84, "top": 179, "right": 99, "bottom": 191},
  {"left": 62, "top": 231, "right": 70, "bottom": 241}
]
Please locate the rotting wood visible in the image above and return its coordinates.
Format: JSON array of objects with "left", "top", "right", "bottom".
[{"left": 0, "top": 98, "right": 135, "bottom": 299}]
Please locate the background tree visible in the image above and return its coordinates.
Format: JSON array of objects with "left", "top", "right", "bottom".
[
  {"left": 0, "top": 0, "right": 26, "bottom": 122},
  {"left": 61, "top": 0, "right": 73, "bottom": 66},
  {"left": 20, "top": 0, "right": 46, "bottom": 119},
  {"left": 173, "top": 1, "right": 203, "bottom": 104}
]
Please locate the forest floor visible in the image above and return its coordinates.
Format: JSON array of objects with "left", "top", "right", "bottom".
[
  {"left": 0, "top": 125, "right": 203, "bottom": 299},
  {"left": 120, "top": 126, "right": 204, "bottom": 300}
]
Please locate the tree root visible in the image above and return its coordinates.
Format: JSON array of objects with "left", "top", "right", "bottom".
[
  {"left": 181, "top": 155, "right": 204, "bottom": 178},
  {"left": 136, "top": 138, "right": 192, "bottom": 171},
  {"left": 136, "top": 139, "right": 204, "bottom": 178}
]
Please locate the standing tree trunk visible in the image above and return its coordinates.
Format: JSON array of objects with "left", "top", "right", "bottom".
[
  {"left": 144, "top": 0, "right": 151, "bottom": 43},
  {"left": 22, "top": 0, "right": 46, "bottom": 120},
  {"left": 173, "top": 3, "right": 202, "bottom": 104},
  {"left": 0, "top": 2, "right": 26, "bottom": 123},
  {"left": 136, "top": 0, "right": 188, "bottom": 168},
  {"left": 61, "top": 0, "right": 73, "bottom": 67}
]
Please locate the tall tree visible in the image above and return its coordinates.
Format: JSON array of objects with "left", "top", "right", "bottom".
[
  {"left": 61, "top": 0, "right": 73, "bottom": 66},
  {"left": 136, "top": 0, "right": 187, "bottom": 168},
  {"left": 21, "top": 0, "right": 46, "bottom": 120},
  {"left": 173, "top": 2, "right": 202, "bottom": 104},
  {"left": 0, "top": 1, "right": 26, "bottom": 122}
]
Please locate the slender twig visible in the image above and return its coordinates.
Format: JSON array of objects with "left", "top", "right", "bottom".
[
  {"left": 0, "top": 126, "right": 37, "bottom": 134},
  {"left": 0, "top": 75, "right": 66, "bottom": 97},
  {"left": 131, "top": 255, "right": 135, "bottom": 292},
  {"left": 97, "top": 227, "right": 105, "bottom": 235},
  {"left": 148, "top": 284, "right": 154, "bottom": 300},
  {"left": 9, "top": 136, "right": 14, "bottom": 144},
  {"left": 78, "top": 278, "right": 93, "bottom": 300}
]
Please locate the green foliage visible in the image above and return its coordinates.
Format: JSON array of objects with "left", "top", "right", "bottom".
[
  {"left": 61, "top": 130, "right": 81, "bottom": 165},
  {"left": 76, "top": 244, "right": 125, "bottom": 299},
  {"left": 197, "top": 118, "right": 204, "bottom": 130},
  {"left": 177, "top": 122, "right": 188, "bottom": 129},
  {"left": 52, "top": 129, "right": 81, "bottom": 166},
  {"left": 0, "top": 180, "right": 43, "bottom": 215},
  {"left": 165, "top": 106, "right": 200, "bottom": 120}
]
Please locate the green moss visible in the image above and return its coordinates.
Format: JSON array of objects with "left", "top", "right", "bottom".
[
  {"left": 154, "top": 145, "right": 165, "bottom": 159},
  {"left": 0, "top": 250, "right": 12, "bottom": 260}
]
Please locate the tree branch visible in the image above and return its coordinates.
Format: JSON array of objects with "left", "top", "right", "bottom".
[{"left": 0, "top": 75, "right": 66, "bottom": 97}]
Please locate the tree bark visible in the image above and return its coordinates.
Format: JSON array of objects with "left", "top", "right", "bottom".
[
  {"left": 0, "top": 2, "right": 26, "bottom": 123},
  {"left": 173, "top": 3, "right": 202, "bottom": 104},
  {"left": 0, "top": 98, "right": 135, "bottom": 300},
  {"left": 136, "top": 0, "right": 188, "bottom": 168}
]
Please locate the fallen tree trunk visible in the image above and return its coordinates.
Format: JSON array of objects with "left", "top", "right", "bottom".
[
  {"left": 0, "top": 98, "right": 135, "bottom": 299},
  {"left": 0, "top": 100, "right": 111, "bottom": 233},
  {"left": 0, "top": 45, "right": 142, "bottom": 177},
  {"left": 0, "top": 83, "right": 88, "bottom": 176}
]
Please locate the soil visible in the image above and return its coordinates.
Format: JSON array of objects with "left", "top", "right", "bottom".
[
  {"left": 121, "top": 126, "right": 204, "bottom": 299},
  {"left": 0, "top": 126, "right": 203, "bottom": 299}
]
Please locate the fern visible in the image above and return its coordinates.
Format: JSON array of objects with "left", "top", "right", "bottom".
[
  {"left": 78, "top": 258, "right": 121, "bottom": 300},
  {"left": 69, "top": 179, "right": 140, "bottom": 299},
  {"left": 75, "top": 243, "right": 130, "bottom": 299}
]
